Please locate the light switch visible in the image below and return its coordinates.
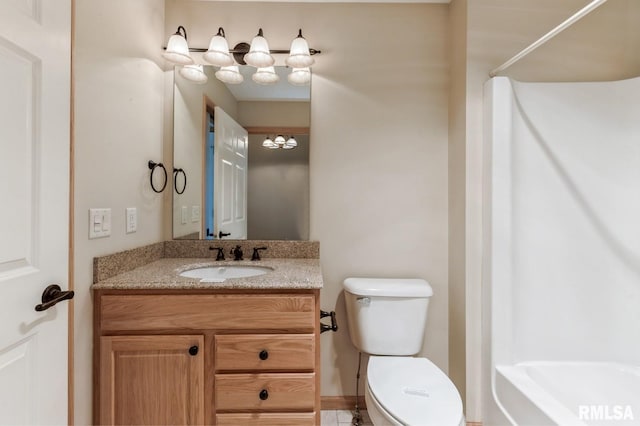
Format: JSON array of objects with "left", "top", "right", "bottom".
[
  {"left": 181, "top": 206, "right": 188, "bottom": 224},
  {"left": 89, "top": 208, "right": 111, "bottom": 239},
  {"left": 126, "top": 207, "right": 137, "bottom": 234}
]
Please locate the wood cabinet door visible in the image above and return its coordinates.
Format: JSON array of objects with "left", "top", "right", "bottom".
[{"left": 100, "top": 335, "right": 204, "bottom": 425}]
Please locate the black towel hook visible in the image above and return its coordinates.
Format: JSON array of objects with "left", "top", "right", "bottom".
[{"left": 148, "top": 160, "right": 168, "bottom": 193}]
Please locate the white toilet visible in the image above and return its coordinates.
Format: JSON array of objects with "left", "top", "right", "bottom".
[{"left": 343, "top": 278, "right": 464, "bottom": 426}]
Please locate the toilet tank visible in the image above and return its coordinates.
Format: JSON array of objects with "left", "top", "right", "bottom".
[{"left": 343, "top": 278, "right": 433, "bottom": 356}]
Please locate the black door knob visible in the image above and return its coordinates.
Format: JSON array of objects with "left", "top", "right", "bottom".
[
  {"left": 188, "top": 345, "right": 199, "bottom": 356},
  {"left": 259, "top": 389, "right": 269, "bottom": 400},
  {"left": 259, "top": 350, "right": 269, "bottom": 360}
]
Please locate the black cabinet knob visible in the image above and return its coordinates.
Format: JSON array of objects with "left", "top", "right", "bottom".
[
  {"left": 188, "top": 345, "right": 199, "bottom": 356},
  {"left": 259, "top": 389, "right": 269, "bottom": 400},
  {"left": 259, "top": 349, "right": 269, "bottom": 360}
]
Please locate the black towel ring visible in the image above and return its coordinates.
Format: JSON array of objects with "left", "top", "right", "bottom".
[
  {"left": 148, "top": 160, "right": 168, "bottom": 193},
  {"left": 173, "top": 168, "right": 187, "bottom": 194}
]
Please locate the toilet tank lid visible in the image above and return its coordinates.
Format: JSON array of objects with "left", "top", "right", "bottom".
[{"left": 343, "top": 278, "right": 433, "bottom": 298}]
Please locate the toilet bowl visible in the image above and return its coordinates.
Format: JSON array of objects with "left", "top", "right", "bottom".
[{"left": 365, "top": 356, "right": 464, "bottom": 426}]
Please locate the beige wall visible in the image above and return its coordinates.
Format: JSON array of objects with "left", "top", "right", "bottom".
[
  {"left": 73, "top": 0, "right": 166, "bottom": 423},
  {"left": 239, "top": 101, "right": 311, "bottom": 240},
  {"left": 457, "top": 0, "right": 640, "bottom": 423},
  {"left": 448, "top": 0, "right": 467, "bottom": 414},
  {"left": 165, "top": 0, "right": 450, "bottom": 398},
  {"left": 247, "top": 134, "right": 310, "bottom": 240},
  {"left": 238, "top": 100, "right": 310, "bottom": 128}
]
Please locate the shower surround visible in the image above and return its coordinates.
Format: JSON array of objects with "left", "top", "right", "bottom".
[{"left": 483, "top": 76, "right": 640, "bottom": 425}]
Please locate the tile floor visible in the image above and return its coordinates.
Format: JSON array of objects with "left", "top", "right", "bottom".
[{"left": 321, "top": 409, "right": 373, "bottom": 426}]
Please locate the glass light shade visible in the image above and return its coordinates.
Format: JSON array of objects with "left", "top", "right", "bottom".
[
  {"left": 285, "top": 32, "right": 315, "bottom": 68},
  {"left": 179, "top": 64, "right": 208, "bottom": 84},
  {"left": 244, "top": 30, "right": 275, "bottom": 68},
  {"left": 215, "top": 66, "right": 244, "bottom": 84},
  {"left": 285, "top": 137, "right": 298, "bottom": 148},
  {"left": 282, "top": 144, "right": 296, "bottom": 150},
  {"left": 262, "top": 137, "right": 276, "bottom": 148},
  {"left": 287, "top": 67, "right": 311, "bottom": 86},
  {"left": 274, "top": 135, "right": 286, "bottom": 146},
  {"left": 163, "top": 33, "right": 193, "bottom": 65},
  {"left": 203, "top": 34, "right": 233, "bottom": 67},
  {"left": 252, "top": 66, "right": 279, "bottom": 85}
]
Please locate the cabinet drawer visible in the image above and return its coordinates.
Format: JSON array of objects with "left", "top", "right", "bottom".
[
  {"left": 215, "top": 373, "right": 315, "bottom": 411},
  {"left": 215, "top": 334, "right": 315, "bottom": 371},
  {"left": 216, "top": 412, "right": 316, "bottom": 425},
  {"left": 100, "top": 294, "right": 315, "bottom": 331}
]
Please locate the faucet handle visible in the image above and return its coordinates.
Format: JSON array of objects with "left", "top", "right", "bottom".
[
  {"left": 209, "top": 246, "right": 225, "bottom": 261},
  {"left": 251, "top": 246, "right": 267, "bottom": 261}
]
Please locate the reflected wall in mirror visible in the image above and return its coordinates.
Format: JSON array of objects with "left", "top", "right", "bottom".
[{"left": 172, "top": 65, "right": 310, "bottom": 241}]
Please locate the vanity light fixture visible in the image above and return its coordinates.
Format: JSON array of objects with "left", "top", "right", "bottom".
[
  {"left": 285, "top": 30, "right": 315, "bottom": 68},
  {"left": 262, "top": 135, "right": 297, "bottom": 150},
  {"left": 163, "top": 26, "right": 194, "bottom": 65},
  {"left": 244, "top": 29, "right": 275, "bottom": 68},
  {"left": 203, "top": 27, "right": 234, "bottom": 67},
  {"left": 163, "top": 26, "right": 320, "bottom": 86},
  {"left": 179, "top": 64, "right": 208, "bottom": 84}
]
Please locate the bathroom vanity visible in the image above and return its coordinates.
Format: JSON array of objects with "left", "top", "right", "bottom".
[{"left": 92, "top": 249, "right": 322, "bottom": 426}]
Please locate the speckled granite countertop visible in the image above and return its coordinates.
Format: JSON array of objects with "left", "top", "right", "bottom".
[{"left": 92, "top": 258, "right": 323, "bottom": 290}]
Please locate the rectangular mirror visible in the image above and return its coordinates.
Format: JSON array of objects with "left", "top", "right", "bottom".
[{"left": 172, "top": 65, "right": 310, "bottom": 241}]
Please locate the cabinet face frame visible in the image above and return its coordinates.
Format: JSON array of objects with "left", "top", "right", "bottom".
[{"left": 93, "top": 288, "right": 321, "bottom": 425}]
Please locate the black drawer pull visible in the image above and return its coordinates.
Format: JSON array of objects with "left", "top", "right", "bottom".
[
  {"left": 189, "top": 345, "right": 199, "bottom": 356},
  {"left": 259, "top": 389, "right": 269, "bottom": 400},
  {"left": 259, "top": 349, "right": 269, "bottom": 360}
]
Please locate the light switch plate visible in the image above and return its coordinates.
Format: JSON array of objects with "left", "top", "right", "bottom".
[
  {"left": 89, "top": 208, "right": 111, "bottom": 239},
  {"left": 126, "top": 207, "right": 137, "bottom": 234},
  {"left": 191, "top": 205, "right": 200, "bottom": 223}
]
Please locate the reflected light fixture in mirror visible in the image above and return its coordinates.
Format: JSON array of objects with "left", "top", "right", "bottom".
[
  {"left": 262, "top": 135, "right": 298, "bottom": 150},
  {"left": 163, "top": 26, "right": 194, "bottom": 65},
  {"left": 288, "top": 68, "right": 311, "bottom": 86},
  {"left": 179, "top": 64, "right": 208, "bottom": 84},
  {"left": 215, "top": 65, "right": 244, "bottom": 84},
  {"left": 253, "top": 66, "right": 279, "bottom": 85}
]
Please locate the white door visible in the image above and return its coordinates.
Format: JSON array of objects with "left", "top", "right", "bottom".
[
  {"left": 214, "top": 107, "right": 248, "bottom": 239},
  {"left": 0, "top": 1, "right": 71, "bottom": 424}
]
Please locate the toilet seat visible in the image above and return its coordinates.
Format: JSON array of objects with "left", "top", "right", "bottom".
[{"left": 367, "top": 356, "right": 464, "bottom": 426}]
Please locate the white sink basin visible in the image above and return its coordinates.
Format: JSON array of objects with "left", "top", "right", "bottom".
[{"left": 179, "top": 265, "right": 272, "bottom": 282}]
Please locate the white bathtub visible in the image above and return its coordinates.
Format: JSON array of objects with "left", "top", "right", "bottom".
[{"left": 495, "top": 362, "right": 640, "bottom": 426}]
